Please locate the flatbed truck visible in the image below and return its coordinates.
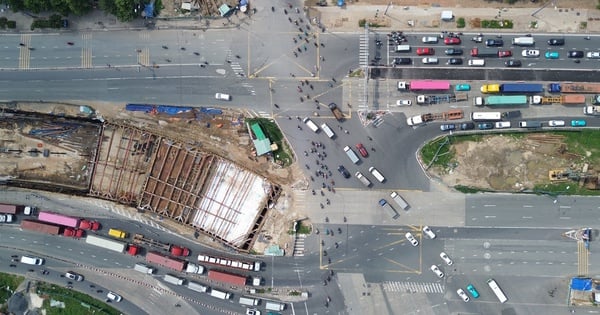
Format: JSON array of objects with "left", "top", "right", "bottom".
[
  {"left": 406, "top": 109, "right": 464, "bottom": 126},
  {"left": 416, "top": 93, "right": 468, "bottom": 105},
  {"left": 549, "top": 82, "right": 600, "bottom": 93},
  {"left": 530, "top": 95, "right": 586, "bottom": 105},
  {"left": 133, "top": 233, "right": 190, "bottom": 257}
]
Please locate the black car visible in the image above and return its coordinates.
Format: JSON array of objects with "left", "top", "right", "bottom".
[
  {"left": 444, "top": 48, "right": 463, "bottom": 56},
  {"left": 393, "top": 58, "right": 412, "bottom": 65},
  {"left": 504, "top": 60, "right": 521, "bottom": 67},
  {"left": 547, "top": 38, "right": 565, "bottom": 46},
  {"left": 485, "top": 39, "right": 503, "bottom": 47},
  {"left": 337, "top": 165, "right": 350, "bottom": 178},
  {"left": 447, "top": 58, "right": 463, "bottom": 65},
  {"left": 478, "top": 122, "right": 494, "bottom": 130},
  {"left": 568, "top": 50, "right": 584, "bottom": 58},
  {"left": 460, "top": 122, "right": 475, "bottom": 130}
]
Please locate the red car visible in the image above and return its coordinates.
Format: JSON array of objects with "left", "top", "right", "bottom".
[
  {"left": 355, "top": 143, "right": 368, "bottom": 158},
  {"left": 498, "top": 50, "right": 512, "bottom": 58},
  {"left": 416, "top": 47, "right": 434, "bottom": 56},
  {"left": 444, "top": 37, "right": 461, "bottom": 45}
]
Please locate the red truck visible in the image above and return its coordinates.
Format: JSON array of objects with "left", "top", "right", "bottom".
[
  {"left": 21, "top": 219, "right": 61, "bottom": 235},
  {"left": 208, "top": 270, "right": 247, "bottom": 287},
  {"left": 0, "top": 204, "right": 22, "bottom": 214},
  {"left": 63, "top": 227, "right": 84, "bottom": 238},
  {"left": 145, "top": 251, "right": 187, "bottom": 272}
]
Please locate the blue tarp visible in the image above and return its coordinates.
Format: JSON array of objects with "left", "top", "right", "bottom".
[
  {"left": 571, "top": 277, "right": 592, "bottom": 291},
  {"left": 239, "top": 0, "right": 248, "bottom": 6},
  {"left": 144, "top": 3, "right": 155, "bottom": 18},
  {"left": 337, "top": 0, "right": 344, "bottom": 6},
  {"left": 126, "top": 104, "right": 194, "bottom": 115},
  {"left": 200, "top": 107, "right": 223, "bottom": 115}
]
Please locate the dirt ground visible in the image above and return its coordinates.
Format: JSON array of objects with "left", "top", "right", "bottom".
[{"left": 430, "top": 134, "right": 594, "bottom": 191}]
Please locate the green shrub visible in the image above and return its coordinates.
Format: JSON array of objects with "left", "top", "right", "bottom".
[
  {"left": 358, "top": 18, "right": 366, "bottom": 27},
  {"left": 457, "top": 17, "right": 465, "bottom": 28},
  {"left": 7, "top": 20, "right": 16, "bottom": 29}
]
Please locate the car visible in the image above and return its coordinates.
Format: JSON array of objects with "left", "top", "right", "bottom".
[
  {"left": 545, "top": 51, "right": 559, "bottom": 59},
  {"left": 447, "top": 58, "right": 463, "bottom": 65},
  {"left": 505, "top": 60, "right": 522, "bottom": 67},
  {"left": 106, "top": 291, "right": 122, "bottom": 302},
  {"left": 498, "top": 50, "right": 512, "bottom": 58},
  {"left": 440, "top": 124, "right": 455, "bottom": 131},
  {"left": 568, "top": 50, "right": 584, "bottom": 58},
  {"left": 455, "top": 84, "right": 471, "bottom": 91},
  {"left": 548, "top": 120, "right": 565, "bottom": 127},
  {"left": 478, "top": 123, "right": 494, "bottom": 130},
  {"left": 416, "top": 47, "right": 434, "bottom": 56},
  {"left": 355, "top": 143, "right": 368, "bottom": 157},
  {"left": 440, "top": 252, "right": 453, "bottom": 265},
  {"left": 571, "top": 120, "right": 586, "bottom": 127},
  {"left": 393, "top": 57, "right": 412, "bottom": 65},
  {"left": 460, "top": 122, "right": 475, "bottom": 130},
  {"left": 444, "top": 48, "right": 463, "bottom": 56},
  {"left": 521, "top": 49, "right": 540, "bottom": 58},
  {"left": 485, "top": 39, "right": 503, "bottom": 47},
  {"left": 457, "top": 288, "right": 470, "bottom": 302},
  {"left": 422, "top": 226, "right": 436, "bottom": 239},
  {"left": 65, "top": 271, "right": 84, "bottom": 281},
  {"left": 215, "top": 93, "right": 231, "bottom": 101},
  {"left": 472, "top": 36, "right": 483, "bottom": 43},
  {"left": 495, "top": 121, "right": 511, "bottom": 129},
  {"left": 405, "top": 232, "right": 418, "bottom": 246},
  {"left": 587, "top": 51, "right": 600, "bottom": 59},
  {"left": 466, "top": 284, "right": 480, "bottom": 298},
  {"left": 422, "top": 57, "right": 438, "bottom": 64},
  {"left": 246, "top": 309, "right": 260, "bottom": 315},
  {"left": 430, "top": 265, "right": 444, "bottom": 278},
  {"left": 0, "top": 214, "right": 13, "bottom": 223},
  {"left": 396, "top": 100, "right": 412, "bottom": 106},
  {"left": 444, "top": 37, "right": 461, "bottom": 45},
  {"left": 422, "top": 36, "right": 438, "bottom": 44},
  {"left": 337, "top": 165, "right": 350, "bottom": 178},
  {"left": 547, "top": 38, "right": 565, "bottom": 46}
]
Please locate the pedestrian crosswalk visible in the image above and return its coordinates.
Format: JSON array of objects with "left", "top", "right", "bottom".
[
  {"left": 241, "top": 82, "right": 256, "bottom": 96},
  {"left": 90, "top": 200, "right": 167, "bottom": 232},
  {"left": 292, "top": 233, "right": 306, "bottom": 256},
  {"left": 383, "top": 281, "right": 445, "bottom": 294}
]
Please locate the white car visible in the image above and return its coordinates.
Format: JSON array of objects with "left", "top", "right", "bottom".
[
  {"left": 422, "top": 36, "right": 438, "bottom": 44},
  {"left": 215, "top": 93, "right": 231, "bottom": 101},
  {"left": 521, "top": 49, "right": 540, "bottom": 58},
  {"left": 0, "top": 214, "right": 13, "bottom": 223},
  {"left": 457, "top": 288, "right": 470, "bottom": 302},
  {"left": 422, "top": 57, "right": 439, "bottom": 64},
  {"left": 396, "top": 100, "right": 412, "bottom": 106},
  {"left": 440, "top": 252, "right": 453, "bottom": 265},
  {"left": 430, "top": 265, "right": 444, "bottom": 278},
  {"left": 246, "top": 309, "right": 261, "bottom": 315},
  {"left": 106, "top": 291, "right": 122, "bottom": 302},
  {"left": 65, "top": 271, "right": 84, "bottom": 281},
  {"left": 422, "top": 226, "right": 436, "bottom": 239},
  {"left": 405, "top": 232, "right": 419, "bottom": 246},
  {"left": 548, "top": 120, "right": 565, "bottom": 127},
  {"left": 495, "top": 121, "right": 511, "bottom": 129},
  {"left": 587, "top": 51, "right": 600, "bottom": 59}
]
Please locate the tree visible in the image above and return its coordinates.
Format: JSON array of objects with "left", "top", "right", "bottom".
[
  {"left": 98, "top": 0, "right": 117, "bottom": 15},
  {"left": 114, "top": 0, "right": 137, "bottom": 22},
  {"left": 24, "top": 0, "right": 52, "bottom": 14},
  {"left": 67, "top": 0, "right": 91, "bottom": 16}
]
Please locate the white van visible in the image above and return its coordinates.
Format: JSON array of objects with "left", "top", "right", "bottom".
[
  {"left": 343, "top": 146, "right": 360, "bottom": 164},
  {"left": 468, "top": 59, "right": 485, "bottom": 67},
  {"left": 133, "top": 263, "right": 155, "bottom": 274},
  {"left": 368, "top": 167, "right": 385, "bottom": 183},
  {"left": 20, "top": 256, "right": 44, "bottom": 265},
  {"left": 302, "top": 117, "right": 320, "bottom": 133},
  {"left": 395, "top": 45, "right": 411, "bottom": 52},
  {"left": 321, "top": 123, "right": 335, "bottom": 138}
]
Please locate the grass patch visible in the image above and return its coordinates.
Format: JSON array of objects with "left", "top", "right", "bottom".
[
  {"left": 420, "top": 136, "right": 454, "bottom": 167},
  {"left": 480, "top": 19, "right": 513, "bottom": 29},
  {"left": 36, "top": 282, "right": 120, "bottom": 315},
  {"left": 456, "top": 17, "right": 465, "bottom": 28},
  {"left": 246, "top": 118, "right": 293, "bottom": 167},
  {"left": 0, "top": 273, "right": 25, "bottom": 306},
  {"left": 358, "top": 19, "right": 385, "bottom": 28},
  {"left": 288, "top": 221, "right": 312, "bottom": 234},
  {"left": 556, "top": 130, "right": 600, "bottom": 164},
  {"left": 533, "top": 182, "right": 600, "bottom": 196},
  {"left": 454, "top": 185, "right": 492, "bottom": 194}
]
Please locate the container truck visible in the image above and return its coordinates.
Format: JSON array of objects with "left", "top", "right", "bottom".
[
  {"left": 163, "top": 274, "right": 185, "bottom": 286},
  {"left": 390, "top": 191, "right": 410, "bottom": 210},
  {"left": 21, "top": 219, "right": 61, "bottom": 235},
  {"left": 530, "top": 95, "right": 586, "bottom": 105},
  {"left": 378, "top": 199, "right": 399, "bottom": 220},
  {"left": 208, "top": 270, "right": 248, "bottom": 287},
  {"left": 85, "top": 235, "right": 139, "bottom": 255},
  {"left": 474, "top": 95, "right": 528, "bottom": 106},
  {"left": 481, "top": 84, "right": 500, "bottom": 94},
  {"left": 470, "top": 47, "right": 499, "bottom": 58},
  {"left": 37, "top": 211, "right": 100, "bottom": 230},
  {"left": 0, "top": 204, "right": 21, "bottom": 214},
  {"left": 512, "top": 37, "right": 535, "bottom": 46},
  {"left": 186, "top": 281, "right": 208, "bottom": 293},
  {"left": 197, "top": 254, "right": 261, "bottom": 272},
  {"left": 146, "top": 251, "right": 189, "bottom": 272},
  {"left": 209, "top": 289, "right": 231, "bottom": 300},
  {"left": 328, "top": 103, "right": 344, "bottom": 121},
  {"left": 549, "top": 82, "right": 600, "bottom": 93},
  {"left": 406, "top": 110, "right": 464, "bottom": 126},
  {"left": 500, "top": 83, "right": 544, "bottom": 94},
  {"left": 584, "top": 106, "right": 600, "bottom": 116},
  {"left": 133, "top": 263, "right": 155, "bottom": 274},
  {"left": 133, "top": 233, "right": 190, "bottom": 257},
  {"left": 239, "top": 296, "right": 260, "bottom": 306}
]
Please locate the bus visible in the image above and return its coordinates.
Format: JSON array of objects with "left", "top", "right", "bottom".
[
  {"left": 471, "top": 112, "right": 502, "bottom": 121},
  {"left": 409, "top": 80, "right": 450, "bottom": 91},
  {"left": 487, "top": 279, "right": 508, "bottom": 303}
]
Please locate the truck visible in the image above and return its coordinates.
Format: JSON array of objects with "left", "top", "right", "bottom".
[
  {"left": 500, "top": 83, "right": 544, "bottom": 94},
  {"left": 208, "top": 270, "right": 248, "bottom": 287},
  {"left": 63, "top": 227, "right": 84, "bottom": 238},
  {"left": 378, "top": 199, "right": 399, "bottom": 220},
  {"left": 145, "top": 251, "right": 187, "bottom": 272},
  {"left": 265, "top": 301, "right": 286, "bottom": 311},
  {"left": 406, "top": 109, "right": 464, "bottom": 126},
  {"left": 474, "top": 95, "right": 528, "bottom": 106},
  {"left": 416, "top": 93, "right": 468, "bottom": 105},
  {"left": 239, "top": 296, "right": 260, "bottom": 306},
  {"left": 133, "top": 263, "right": 155, "bottom": 274},
  {"left": 37, "top": 211, "right": 100, "bottom": 231},
  {"left": 470, "top": 47, "right": 500, "bottom": 58},
  {"left": 355, "top": 172, "right": 372, "bottom": 187},
  {"left": 186, "top": 281, "right": 208, "bottom": 293},
  {"left": 343, "top": 146, "right": 360, "bottom": 164},
  {"left": 512, "top": 37, "right": 535, "bottom": 46},
  {"left": 209, "top": 289, "right": 231, "bottom": 300},
  {"left": 133, "top": 233, "right": 190, "bottom": 257},
  {"left": 0, "top": 204, "right": 22, "bottom": 214},
  {"left": 549, "top": 82, "right": 600, "bottom": 94},
  {"left": 163, "top": 274, "right": 185, "bottom": 285},
  {"left": 85, "top": 235, "right": 139, "bottom": 255},
  {"left": 328, "top": 103, "right": 344, "bottom": 121},
  {"left": 21, "top": 219, "right": 61, "bottom": 235},
  {"left": 197, "top": 254, "right": 261, "bottom": 272},
  {"left": 584, "top": 106, "right": 600, "bottom": 116},
  {"left": 108, "top": 228, "right": 127, "bottom": 239},
  {"left": 390, "top": 191, "right": 410, "bottom": 210},
  {"left": 481, "top": 84, "right": 500, "bottom": 94},
  {"left": 529, "top": 94, "right": 586, "bottom": 105},
  {"left": 518, "top": 121, "right": 542, "bottom": 128}
]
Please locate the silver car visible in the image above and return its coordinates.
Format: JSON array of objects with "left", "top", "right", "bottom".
[
  {"left": 405, "top": 232, "right": 419, "bottom": 246},
  {"left": 65, "top": 271, "right": 84, "bottom": 281},
  {"left": 422, "top": 226, "right": 436, "bottom": 239},
  {"left": 430, "top": 265, "right": 444, "bottom": 278},
  {"left": 457, "top": 288, "right": 470, "bottom": 302},
  {"left": 440, "top": 252, "right": 453, "bottom": 265}
]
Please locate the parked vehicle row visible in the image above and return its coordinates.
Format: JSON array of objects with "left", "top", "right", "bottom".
[{"left": 440, "top": 119, "right": 585, "bottom": 131}]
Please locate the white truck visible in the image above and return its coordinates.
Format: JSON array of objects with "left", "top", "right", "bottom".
[
  {"left": 512, "top": 37, "right": 535, "bottom": 46},
  {"left": 163, "top": 274, "right": 185, "bottom": 285},
  {"left": 186, "top": 281, "right": 208, "bottom": 293},
  {"left": 239, "top": 296, "right": 260, "bottom": 306},
  {"left": 584, "top": 105, "right": 600, "bottom": 116},
  {"left": 210, "top": 289, "right": 231, "bottom": 300},
  {"left": 265, "top": 301, "right": 286, "bottom": 311},
  {"left": 133, "top": 263, "right": 155, "bottom": 274},
  {"left": 390, "top": 191, "right": 410, "bottom": 210},
  {"left": 185, "top": 262, "right": 204, "bottom": 274},
  {"left": 379, "top": 199, "right": 399, "bottom": 220},
  {"left": 355, "top": 172, "right": 372, "bottom": 187},
  {"left": 397, "top": 81, "right": 409, "bottom": 90}
]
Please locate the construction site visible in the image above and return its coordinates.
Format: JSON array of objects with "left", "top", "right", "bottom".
[{"left": 0, "top": 102, "right": 283, "bottom": 252}]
